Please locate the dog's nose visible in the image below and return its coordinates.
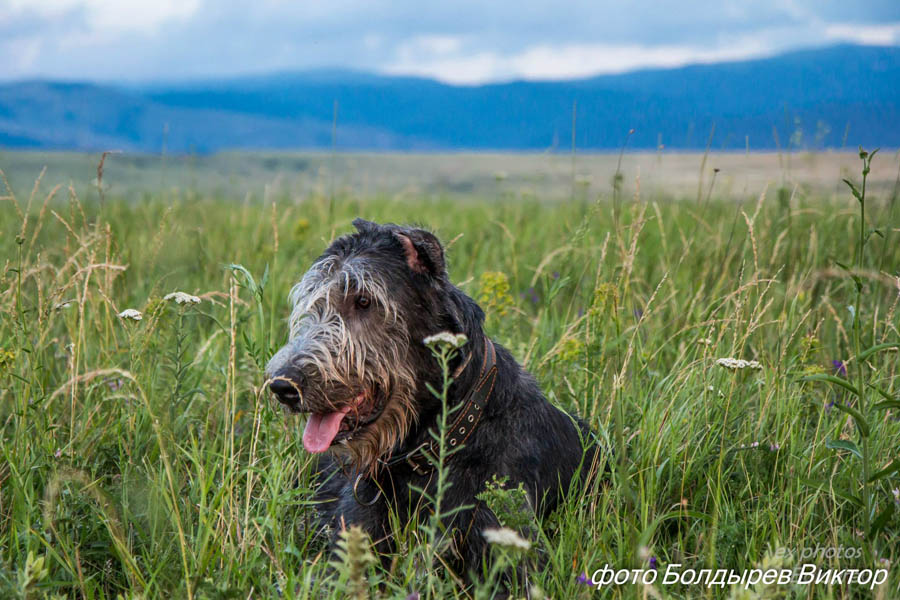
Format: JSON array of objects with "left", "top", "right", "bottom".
[{"left": 268, "top": 377, "right": 301, "bottom": 405}]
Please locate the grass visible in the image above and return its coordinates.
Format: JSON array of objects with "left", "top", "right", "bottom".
[{"left": 0, "top": 151, "right": 899, "bottom": 599}]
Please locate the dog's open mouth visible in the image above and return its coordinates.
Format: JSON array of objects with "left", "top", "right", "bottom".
[{"left": 302, "top": 386, "right": 386, "bottom": 453}]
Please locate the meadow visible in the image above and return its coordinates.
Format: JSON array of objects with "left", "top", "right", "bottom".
[{"left": 1, "top": 150, "right": 899, "bottom": 599}]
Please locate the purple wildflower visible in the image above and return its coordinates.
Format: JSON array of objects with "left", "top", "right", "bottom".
[
  {"left": 633, "top": 308, "right": 644, "bottom": 320},
  {"left": 405, "top": 593, "right": 421, "bottom": 600},
  {"left": 552, "top": 271, "right": 560, "bottom": 279},
  {"left": 770, "top": 443, "right": 780, "bottom": 452},
  {"left": 825, "top": 399, "right": 835, "bottom": 413},
  {"left": 649, "top": 556, "right": 658, "bottom": 570},
  {"left": 576, "top": 572, "right": 590, "bottom": 585},
  {"left": 832, "top": 360, "right": 847, "bottom": 377}
]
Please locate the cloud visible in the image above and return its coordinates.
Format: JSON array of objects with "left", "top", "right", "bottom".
[
  {"left": 387, "top": 40, "right": 779, "bottom": 84},
  {"left": 382, "top": 26, "right": 821, "bottom": 83},
  {"left": 1, "top": 0, "right": 898, "bottom": 82},
  {"left": 825, "top": 22, "right": 900, "bottom": 45},
  {"left": 4, "top": 0, "right": 200, "bottom": 33},
  {"left": 384, "top": 41, "right": 777, "bottom": 84}
]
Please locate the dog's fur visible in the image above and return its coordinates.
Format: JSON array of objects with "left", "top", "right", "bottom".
[{"left": 266, "top": 219, "right": 598, "bottom": 577}]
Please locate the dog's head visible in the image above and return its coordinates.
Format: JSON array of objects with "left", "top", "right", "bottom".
[{"left": 265, "top": 219, "right": 483, "bottom": 471}]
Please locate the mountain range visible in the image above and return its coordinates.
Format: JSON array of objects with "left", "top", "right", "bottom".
[{"left": 1, "top": 44, "right": 898, "bottom": 152}]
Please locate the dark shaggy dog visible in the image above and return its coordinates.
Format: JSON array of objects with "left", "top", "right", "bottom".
[{"left": 265, "top": 219, "right": 598, "bottom": 578}]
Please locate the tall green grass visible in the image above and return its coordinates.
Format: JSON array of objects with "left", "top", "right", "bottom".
[{"left": 0, "top": 154, "right": 898, "bottom": 599}]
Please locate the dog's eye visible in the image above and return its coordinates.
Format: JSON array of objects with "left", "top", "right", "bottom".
[{"left": 355, "top": 295, "right": 371, "bottom": 310}]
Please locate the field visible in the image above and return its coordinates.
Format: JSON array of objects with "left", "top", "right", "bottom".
[{"left": 1, "top": 150, "right": 899, "bottom": 599}]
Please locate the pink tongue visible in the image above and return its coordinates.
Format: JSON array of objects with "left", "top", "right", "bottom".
[{"left": 303, "top": 406, "right": 352, "bottom": 453}]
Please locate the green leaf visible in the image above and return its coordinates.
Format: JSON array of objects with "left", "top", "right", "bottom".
[
  {"left": 872, "top": 401, "right": 900, "bottom": 411},
  {"left": 260, "top": 263, "right": 270, "bottom": 294},
  {"left": 842, "top": 178, "right": 862, "bottom": 202},
  {"left": 869, "top": 502, "right": 895, "bottom": 538},
  {"left": 799, "top": 478, "right": 863, "bottom": 507},
  {"left": 800, "top": 373, "right": 860, "bottom": 397},
  {"left": 858, "top": 342, "right": 900, "bottom": 362},
  {"left": 832, "top": 402, "right": 871, "bottom": 437},
  {"left": 833, "top": 261, "right": 863, "bottom": 293},
  {"left": 869, "top": 381, "right": 897, "bottom": 403},
  {"left": 868, "top": 460, "right": 900, "bottom": 483},
  {"left": 637, "top": 510, "right": 711, "bottom": 547},
  {"left": 834, "top": 259, "right": 850, "bottom": 270},
  {"left": 825, "top": 439, "right": 862, "bottom": 459}
]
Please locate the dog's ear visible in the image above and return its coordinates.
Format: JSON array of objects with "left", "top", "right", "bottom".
[
  {"left": 393, "top": 228, "right": 446, "bottom": 278},
  {"left": 352, "top": 218, "right": 380, "bottom": 234}
]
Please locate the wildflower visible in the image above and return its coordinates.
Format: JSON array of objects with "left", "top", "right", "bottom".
[
  {"left": 576, "top": 572, "right": 590, "bottom": 585},
  {"left": 649, "top": 556, "right": 658, "bottom": 570},
  {"left": 164, "top": 291, "right": 201, "bottom": 305},
  {"left": 405, "top": 593, "right": 421, "bottom": 600},
  {"left": 54, "top": 448, "right": 62, "bottom": 459},
  {"left": 527, "top": 287, "right": 539, "bottom": 304},
  {"left": 117, "top": 308, "right": 143, "bottom": 321},
  {"left": 831, "top": 360, "right": 847, "bottom": 377},
  {"left": 558, "top": 337, "right": 584, "bottom": 362},
  {"left": 423, "top": 332, "right": 468, "bottom": 350},
  {"left": 770, "top": 443, "right": 781, "bottom": 451},
  {"left": 552, "top": 271, "right": 560, "bottom": 280},
  {"left": 294, "top": 217, "right": 311, "bottom": 238},
  {"left": 825, "top": 399, "right": 835, "bottom": 413},
  {"left": 750, "top": 441, "right": 759, "bottom": 448},
  {"left": 879, "top": 558, "right": 891, "bottom": 567},
  {"left": 588, "top": 283, "right": 618, "bottom": 318},
  {"left": 483, "top": 527, "right": 531, "bottom": 550},
  {"left": 477, "top": 271, "right": 514, "bottom": 318},
  {"left": 715, "top": 357, "right": 763, "bottom": 370},
  {"left": 892, "top": 488, "right": 899, "bottom": 504},
  {"left": 0, "top": 348, "right": 15, "bottom": 370}
]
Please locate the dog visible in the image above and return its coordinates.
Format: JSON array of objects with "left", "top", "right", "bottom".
[{"left": 266, "top": 219, "right": 599, "bottom": 579}]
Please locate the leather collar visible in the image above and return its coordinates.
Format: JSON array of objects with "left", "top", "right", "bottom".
[{"left": 384, "top": 336, "right": 498, "bottom": 476}]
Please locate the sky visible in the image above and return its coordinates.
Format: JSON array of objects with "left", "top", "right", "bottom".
[{"left": 2, "top": 0, "right": 900, "bottom": 84}]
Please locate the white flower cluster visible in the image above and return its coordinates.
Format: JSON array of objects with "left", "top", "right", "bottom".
[
  {"left": 716, "top": 357, "right": 762, "bottom": 370},
  {"left": 423, "top": 332, "right": 469, "bottom": 350},
  {"left": 482, "top": 527, "right": 531, "bottom": 550},
  {"left": 117, "top": 308, "right": 143, "bottom": 321},
  {"left": 164, "top": 291, "right": 202, "bottom": 305}
]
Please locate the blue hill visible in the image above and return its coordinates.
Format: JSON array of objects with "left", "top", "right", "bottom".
[{"left": 1, "top": 44, "right": 897, "bottom": 152}]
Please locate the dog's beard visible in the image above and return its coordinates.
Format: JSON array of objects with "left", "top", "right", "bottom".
[{"left": 328, "top": 377, "right": 417, "bottom": 474}]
